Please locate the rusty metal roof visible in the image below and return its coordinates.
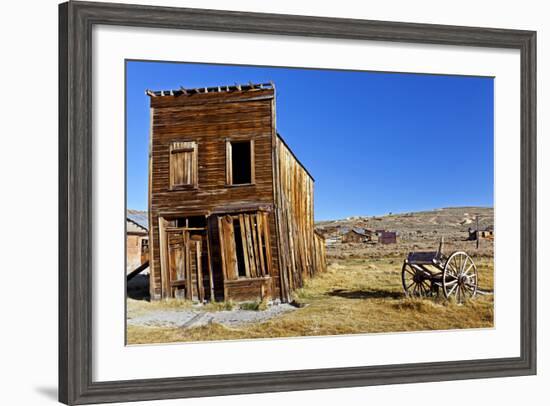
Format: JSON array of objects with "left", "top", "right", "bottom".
[
  {"left": 146, "top": 82, "right": 274, "bottom": 97},
  {"left": 127, "top": 210, "right": 148, "bottom": 231}
]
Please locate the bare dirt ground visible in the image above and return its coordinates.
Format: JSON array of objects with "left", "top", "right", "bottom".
[
  {"left": 128, "top": 302, "right": 297, "bottom": 329},
  {"left": 126, "top": 207, "right": 494, "bottom": 345}
]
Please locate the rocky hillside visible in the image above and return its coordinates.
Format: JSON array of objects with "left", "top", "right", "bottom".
[{"left": 316, "top": 207, "right": 494, "bottom": 259}]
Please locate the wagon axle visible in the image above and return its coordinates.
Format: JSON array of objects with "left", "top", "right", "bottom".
[{"left": 413, "top": 273, "right": 427, "bottom": 284}]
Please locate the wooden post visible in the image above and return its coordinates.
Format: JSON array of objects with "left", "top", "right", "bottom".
[
  {"left": 476, "top": 216, "right": 480, "bottom": 249},
  {"left": 205, "top": 227, "right": 215, "bottom": 301},
  {"left": 158, "top": 217, "right": 169, "bottom": 299}
]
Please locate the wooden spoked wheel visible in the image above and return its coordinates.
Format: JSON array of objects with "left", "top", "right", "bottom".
[
  {"left": 402, "top": 262, "right": 432, "bottom": 297},
  {"left": 443, "top": 251, "right": 478, "bottom": 303}
]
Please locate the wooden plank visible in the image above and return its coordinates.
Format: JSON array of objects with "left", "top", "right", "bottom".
[
  {"left": 192, "top": 141, "right": 198, "bottom": 187},
  {"left": 217, "top": 216, "right": 227, "bottom": 281},
  {"left": 196, "top": 240, "right": 205, "bottom": 302},
  {"left": 184, "top": 231, "right": 192, "bottom": 300},
  {"left": 158, "top": 217, "right": 169, "bottom": 299},
  {"left": 148, "top": 107, "right": 157, "bottom": 298},
  {"left": 252, "top": 214, "right": 262, "bottom": 276},
  {"left": 219, "top": 215, "right": 238, "bottom": 281},
  {"left": 205, "top": 230, "right": 215, "bottom": 301},
  {"left": 271, "top": 115, "right": 289, "bottom": 301},
  {"left": 255, "top": 213, "right": 265, "bottom": 276},
  {"left": 165, "top": 227, "right": 207, "bottom": 232},
  {"left": 238, "top": 214, "right": 251, "bottom": 278},
  {"left": 225, "top": 141, "right": 232, "bottom": 185},
  {"left": 217, "top": 216, "right": 229, "bottom": 300},
  {"left": 262, "top": 212, "right": 273, "bottom": 276},
  {"left": 244, "top": 214, "right": 257, "bottom": 278}
]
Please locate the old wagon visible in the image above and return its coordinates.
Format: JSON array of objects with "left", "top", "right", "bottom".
[{"left": 401, "top": 239, "right": 478, "bottom": 303}]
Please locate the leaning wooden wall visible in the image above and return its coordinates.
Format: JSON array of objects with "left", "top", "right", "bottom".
[
  {"left": 274, "top": 135, "right": 326, "bottom": 302},
  {"left": 313, "top": 231, "right": 327, "bottom": 276}
]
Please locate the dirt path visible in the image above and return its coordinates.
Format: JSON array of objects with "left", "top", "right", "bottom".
[{"left": 128, "top": 304, "right": 297, "bottom": 329}]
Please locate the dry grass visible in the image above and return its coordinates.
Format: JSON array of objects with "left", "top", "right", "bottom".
[{"left": 126, "top": 256, "right": 494, "bottom": 345}]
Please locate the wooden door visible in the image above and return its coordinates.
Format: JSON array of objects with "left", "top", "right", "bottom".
[{"left": 166, "top": 229, "right": 206, "bottom": 302}]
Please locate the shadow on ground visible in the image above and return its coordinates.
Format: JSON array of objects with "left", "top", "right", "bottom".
[
  {"left": 327, "top": 288, "right": 403, "bottom": 300},
  {"left": 127, "top": 273, "right": 150, "bottom": 301}
]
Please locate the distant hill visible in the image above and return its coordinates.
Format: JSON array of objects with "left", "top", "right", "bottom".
[
  {"left": 316, "top": 206, "right": 493, "bottom": 237},
  {"left": 316, "top": 207, "right": 494, "bottom": 258}
]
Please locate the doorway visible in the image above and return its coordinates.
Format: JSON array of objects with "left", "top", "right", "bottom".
[{"left": 165, "top": 228, "right": 209, "bottom": 301}]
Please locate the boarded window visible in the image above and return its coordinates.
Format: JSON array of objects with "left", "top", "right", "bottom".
[
  {"left": 218, "top": 212, "right": 271, "bottom": 280},
  {"left": 175, "top": 216, "right": 207, "bottom": 228},
  {"left": 170, "top": 141, "right": 197, "bottom": 188},
  {"left": 226, "top": 140, "right": 254, "bottom": 185}
]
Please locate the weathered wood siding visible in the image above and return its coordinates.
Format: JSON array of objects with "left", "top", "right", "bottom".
[
  {"left": 274, "top": 136, "right": 326, "bottom": 301},
  {"left": 148, "top": 89, "right": 281, "bottom": 299},
  {"left": 314, "top": 231, "right": 327, "bottom": 276}
]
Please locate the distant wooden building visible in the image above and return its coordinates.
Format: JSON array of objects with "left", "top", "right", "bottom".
[
  {"left": 468, "top": 225, "right": 494, "bottom": 240},
  {"left": 342, "top": 228, "right": 365, "bottom": 243},
  {"left": 479, "top": 225, "right": 494, "bottom": 239},
  {"left": 146, "top": 82, "right": 326, "bottom": 303},
  {"left": 342, "top": 228, "right": 377, "bottom": 243},
  {"left": 378, "top": 231, "right": 397, "bottom": 244},
  {"left": 126, "top": 210, "right": 149, "bottom": 273}
]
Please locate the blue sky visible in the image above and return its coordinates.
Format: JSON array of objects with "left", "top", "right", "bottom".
[{"left": 126, "top": 60, "right": 493, "bottom": 221}]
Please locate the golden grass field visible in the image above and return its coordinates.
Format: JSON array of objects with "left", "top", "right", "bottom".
[{"left": 126, "top": 255, "right": 493, "bottom": 345}]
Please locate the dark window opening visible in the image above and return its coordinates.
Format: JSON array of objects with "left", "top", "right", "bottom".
[
  {"left": 175, "top": 216, "right": 207, "bottom": 228},
  {"left": 187, "top": 216, "right": 207, "bottom": 228},
  {"left": 233, "top": 219, "right": 247, "bottom": 277},
  {"left": 230, "top": 141, "right": 252, "bottom": 185}
]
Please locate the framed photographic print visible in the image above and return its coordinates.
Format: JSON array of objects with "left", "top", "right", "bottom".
[{"left": 59, "top": 1, "right": 536, "bottom": 404}]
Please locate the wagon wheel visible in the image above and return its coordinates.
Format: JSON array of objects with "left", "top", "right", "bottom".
[
  {"left": 443, "top": 251, "right": 478, "bottom": 303},
  {"left": 402, "top": 262, "right": 433, "bottom": 297}
]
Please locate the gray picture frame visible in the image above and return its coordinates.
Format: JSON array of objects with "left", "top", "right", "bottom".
[{"left": 59, "top": 1, "right": 537, "bottom": 404}]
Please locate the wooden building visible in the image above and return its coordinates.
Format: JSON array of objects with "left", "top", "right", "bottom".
[
  {"left": 378, "top": 231, "right": 397, "bottom": 244},
  {"left": 479, "top": 225, "right": 494, "bottom": 239},
  {"left": 126, "top": 210, "right": 149, "bottom": 273},
  {"left": 468, "top": 225, "right": 494, "bottom": 241},
  {"left": 341, "top": 228, "right": 377, "bottom": 243},
  {"left": 146, "top": 82, "right": 326, "bottom": 303}
]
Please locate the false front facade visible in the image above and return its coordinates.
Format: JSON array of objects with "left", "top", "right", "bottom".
[{"left": 147, "top": 83, "right": 326, "bottom": 303}]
